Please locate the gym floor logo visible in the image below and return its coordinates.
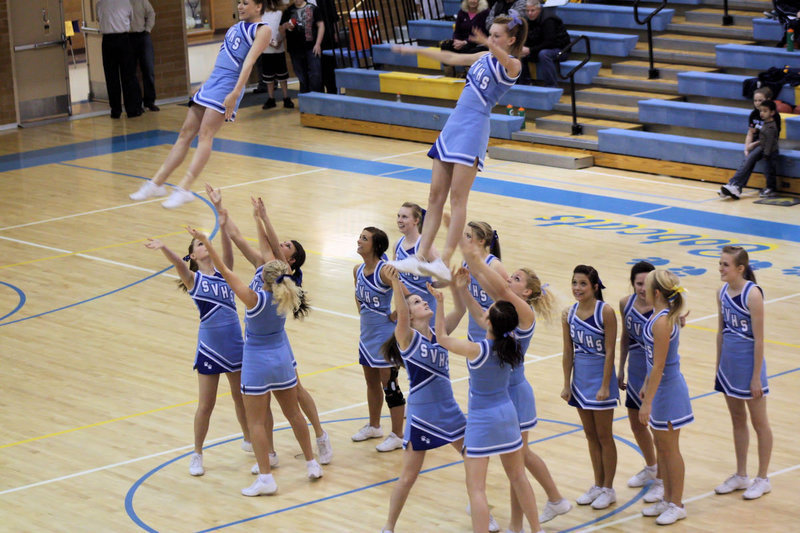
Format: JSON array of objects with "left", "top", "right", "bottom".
[{"left": 534, "top": 215, "right": 774, "bottom": 258}]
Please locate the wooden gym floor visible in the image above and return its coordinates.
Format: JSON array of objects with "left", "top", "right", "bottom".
[{"left": 0, "top": 103, "right": 798, "bottom": 532}]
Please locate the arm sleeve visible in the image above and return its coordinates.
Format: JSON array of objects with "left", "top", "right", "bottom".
[
  {"left": 453, "top": 11, "right": 469, "bottom": 40},
  {"left": 761, "top": 124, "right": 779, "bottom": 154},
  {"left": 145, "top": 1, "right": 156, "bottom": 32}
]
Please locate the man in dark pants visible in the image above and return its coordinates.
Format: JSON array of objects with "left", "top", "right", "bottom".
[
  {"left": 315, "top": 0, "right": 339, "bottom": 94},
  {"left": 130, "top": 0, "right": 159, "bottom": 111},
  {"left": 97, "top": 0, "right": 141, "bottom": 118},
  {"left": 520, "top": 0, "right": 570, "bottom": 86}
]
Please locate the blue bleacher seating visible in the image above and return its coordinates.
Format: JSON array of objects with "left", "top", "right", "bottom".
[
  {"left": 677, "top": 71, "right": 796, "bottom": 105},
  {"left": 784, "top": 115, "right": 800, "bottom": 139},
  {"left": 560, "top": 60, "right": 602, "bottom": 84},
  {"left": 752, "top": 18, "right": 784, "bottom": 42},
  {"left": 298, "top": 93, "right": 525, "bottom": 139},
  {"left": 638, "top": 99, "right": 751, "bottom": 134},
  {"left": 408, "top": 19, "right": 454, "bottom": 42},
  {"left": 716, "top": 44, "right": 800, "bottom": 69},
  {"left": 555, "top": 4, "right": 674, "bottom": 32},
  {"left": 443, "top": 0, "right": 460, "bottom": 17}
]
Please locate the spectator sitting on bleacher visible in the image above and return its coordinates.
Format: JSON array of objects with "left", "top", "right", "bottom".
[
  {"left": 519, "top": 0, "right": 569, "bottom": 86},
  {"left": 440, "top": 0, "right": 489, "bottom": 54},
  {"left": 772, "top": 0, "right": 800, "bottom": 45},
  {"left": 486, "top": 0, "right": 527, "bottom": 32},
  {"left": 417, "top": 0, "right": 446, "bottom": 20},
  {"left": 720, "top": 95, "right": 781, "bottom": 200}
]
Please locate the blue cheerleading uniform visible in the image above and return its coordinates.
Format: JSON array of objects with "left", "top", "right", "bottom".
[
  {"left": 509, "top": 317, "right": 537, "bottom": 431},
  {"left": 622, "top": 295, "right": 652, "bottom": 410},
  {"left": 464, "top": 254, "right": 499, "bottom": 342},
  {"left": 356, "top": 261, "right": 395, "bottom": 368},
  {"left": 400, "top": 329, "right": 467, "bottom": 450},
  {"left": 427, "top": 53, "right": 519, "bottom": 171},
  {"left": 192, "top": 21, "right": 265, "bottom": 120},
  {"left": 567, "top": 301, "right": 619, "bottom": 410},
  {"left": 241, "top": 290, "right": 297, "bottom": 395},
  {"left": 642, "top": 310, "right": 694, "bottom": 431},
  {"left": 464, "top": 339, "right": 523, "bottom": 457},
  {"left": 188, "top": 270, "right": 244, "bottom": 374},
  {"left": 715, "top": 282, "right": 769, "bottom": 399},
  {"left": 250, "top": 266, "right": 297, "bottom": 368},
  {"left": 395, "top": 236, "right": 436, "bottom": 319}
]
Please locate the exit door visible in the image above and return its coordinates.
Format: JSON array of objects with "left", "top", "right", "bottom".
[{"left": 9, "top": 0, "right": 71, "bottom": 123}]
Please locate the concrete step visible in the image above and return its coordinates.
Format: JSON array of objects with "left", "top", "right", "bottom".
[
  {"left": 489, "top": 142, "right": 595, "bottom": 168},
  {"left": 629, "top": 45, "right": 718, "bottom": 66},
  {"left": 653, "top": 33, "right": 753, "bottom": 53},
  {"left": 535, "top": 114, "right": 643, "bottom": 135},
  {"left": 553, "top": 100, "right": 640, "bottom": 121},
  {"left": 685, "top": 8, "right": 760, "bottom": 25},
  {"left": 611, "top": 60, "right": 718, "bottom": 81},
  {"left": 666, "top": 20, "right": 755, "bottom": 40},
  {"left": 592, "top": 70, "right": 680, "bottom": 94},
  {"left": 575, "top": 87, "right": 680, "bottom": 106},
  {"left": 702, "top": 0, "right": 772, "bottom": 11}
]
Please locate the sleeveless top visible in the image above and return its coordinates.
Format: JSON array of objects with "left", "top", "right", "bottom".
[
  {"left": 188, "top": 270, "right": 239, "bottom": 326},
  {"left": 642, "top": 309, "right": 682, "bottom": 380},
  {"left": 465, "top": 254, "right": 499, "bottom": 341},
  {"left": 568, "top": 301, "right": 607, "bottom": 358},
  {"left": 244, "top": 290, "right": 285, "bottom": 337},
  {"left": 623, "top": 295, "right": 652, "bottom": 351},
  {"left": 400, "top": 329, "right": 455, "bottom": 404},
  {"left": 214, "top": 21, "right": 264, "bottom": 73},
  {"left": 720, "top": 281, "right": 760, "bottom": 342},
  {"left": 355, "top": 261, "right": 392, "bottom": 318},
  {"left": 394, "top": 236, "right": 433, "bottom": 296},
  {"left": 460, "top": 53, "right": 519, "bottom": 115}
]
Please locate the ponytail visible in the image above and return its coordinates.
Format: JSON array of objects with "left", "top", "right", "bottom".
[
  {"left": 263, "top": 259, "right": 310, "bottom": 319},
  {"left": 519, "top": 267, "right": 556, "bottom": 323},
  {"left": 468, "top": 221, "right": 501, "bottom": 260},
  {"left": 489, "top": 301, "right": 522, "bottom": 367},
  {"left": 177, "top": 240, "right": 199, "bottom": 292},
  {"left": 381, "top": 334, "right": 404, "bottom": 367},
  {"left": 646, "top": 270, "right": 686, "bottom": 327}
]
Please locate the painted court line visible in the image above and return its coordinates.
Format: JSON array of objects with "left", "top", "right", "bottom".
[
  {"left": 575, "top": 169, "right": 714, "bottom": 192},
  {"left": 630, "top": 206, "right": 671, "bottom": 217}
]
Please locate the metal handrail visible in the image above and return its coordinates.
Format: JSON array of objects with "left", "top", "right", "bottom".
[
  {"left": 557, "top": 35, "right": 591, "bottom": 136},
  {"left": 633, "top": 0, "right": 668, "bottom": 79},
  {"left": 722, "top": 0, "right": 733, "bottom": 26}
]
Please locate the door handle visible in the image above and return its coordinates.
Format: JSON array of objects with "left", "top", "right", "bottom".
[{"left": 14, "top": 40, "right": 65, "bottom": 51}]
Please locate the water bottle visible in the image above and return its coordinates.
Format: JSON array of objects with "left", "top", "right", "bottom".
[
  {"left": 506, "top": 104, "right": 516, "bottom": 116},
  {"left": 788, "top": 29, "right": 795, "bottom": 52},
  {"left": 518, "top": 107, "right": 526, "bottom": 129},
  {"left": 396, "top": 93, "right": 402, "bottom": 103}
]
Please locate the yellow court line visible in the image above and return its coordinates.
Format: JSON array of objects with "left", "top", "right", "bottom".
[
  {"left": 0, "top": 361, "right": 360, "bottom": 450},
  {"left": 685, "top": 324, "right": 800, "bottom": 348}
]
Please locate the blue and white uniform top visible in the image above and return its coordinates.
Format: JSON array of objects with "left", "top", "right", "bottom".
[
  {"left": 508, "top": 318, "right": 535, "bottom": 388},
  {"left": 248, "top": 266, "right": 297, "bottom": 366},
  {"left": 720, "top": 281, "right": 758, "bottom": 341},
  {"left": 214, "top": 22, "right": 263, "bottom": 74},
  {"left": 394, "top": 236, "right": 435, "bottom": 311},
  {"left": 465, "top": 254, "right": 499, "bottom": 342},
  {"left": 188, "top": 270, "right": 239, "bottom": 326},
  {"left": 508, "top": 317, "right": 538, "bottom": 430},
  {"left": 245, "top": 290, "right": 286, "bottom": 336},
  {"left": 460, "top": 53, "right": 519, "bottom": 116},
  {"left": 569, "top": 301, "right": 608, "bottom": 360},
  {"left": 355, "top": 261, "right": 392, "bottom": 318},
  {"left": 642, "top": 310, "right": 682, "bottom": 382},
  {"left": 567, "top": 301, "right": 619, "bottom": 410},
  {"left": 622, "top": 295, "right": 652, "bottom": 407}
]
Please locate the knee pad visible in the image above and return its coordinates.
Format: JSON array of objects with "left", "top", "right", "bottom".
[{"left": 384, "top": 367, "right": 405, "bottom": 409}]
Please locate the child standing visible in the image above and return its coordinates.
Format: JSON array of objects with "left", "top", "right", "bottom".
[
  {"left": 280, "top": 0, "right": 324, "bottom": 93},
  {"left": 720, "top": 96, "right": 781, "bottom": 199},
  {"left": 260, "top": 0, "right": 294, "bottom": 109}
]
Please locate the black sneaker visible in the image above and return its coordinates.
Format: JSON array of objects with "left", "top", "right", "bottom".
[
  {"left": 145, "top": 104, "right": 160, "bottom": 112},
  {"left": 759, "top": 187, "right": 775, "bottom": 198},
  {"left": 253, "top": 86, "right": 268, "bottom": 94},
  {"left": 262, "top": 98, "right": 276, "bottom": 109},
  {"left": 283, "top": 98, "right": 295, "bottom": 109}
]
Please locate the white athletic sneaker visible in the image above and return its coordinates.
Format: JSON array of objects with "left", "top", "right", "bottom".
[
  {"left": 418, "top": 258, "right": 452, "bottom": 282},
  {"left": 655, "top": 502, "right": 687, "bottom": 525},
  {"left": 241, "top": 440, "right": 253, "bottom": 453},
  {"left": 161, "top": 187, "right": 195, "bottom": 209},
  {"left": 643, "top": 478, "right": 665, "bottom": 503},
  {"left": 591, "top": 487, "right": 616, "bottom": 510},
  {"left": 188, "top": 452, "right": 204, "bottom": 476},
  {"left": 376, "top": 432, "right": 403, "bottom": 452},
  {"left": 307, "top": 459, "right": 323, "bottom": 480},
  {"left": 627, "top": 465, "right": 657, "bottom": 487},
  {"left": 641, "top": 499, "right": 670, "bottom": 517},
  {"left": 250, "top": 452, "right": 279, "bottom": 475},
  {"left": 388, "top": 256, "right": 424, "bottom": 276},
  {"left": 540, "top": 497, "right": 572, "bottom": 523},
  {"left": 715, "top": 473, "right": 751, "bottom": 494},
  {"left": 743, "top": 477, "right": 771, "bottom": 500},
  {"left": 488, "top": 513, "right": 500, "bottom": 532},
  {"left": 242, "top": 474, "right": 278, "bottom": 496},
  {"left": 352, "top": 424, "right": 383, "bottom": 442},
  {"left": 721, "top": 183, "right": 742, "bottom": 200},
  {"left": 130, "top": 180, "right": 167, "bottom": 201},
  {"left": 317, "top": 431, "right": 333, "bottom": 465},
  {"left": 576, "top": 485, "right": 603, "bottom": 505}
]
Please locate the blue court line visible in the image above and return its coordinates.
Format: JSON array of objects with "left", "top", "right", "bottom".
[
  {"left": 1, "top": 130, "right": 798, "bottom": 243},
  {"left": 0, "top": 281, "right": 26, "bottom": 321},
  {"left": 124, "top": 365, "right": 800, "bottom": 532}
]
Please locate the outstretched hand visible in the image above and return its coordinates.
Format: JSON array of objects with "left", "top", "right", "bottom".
[
  {"left": 453, "top": 267, "right": 470, "bottom": 289},
  {"left": 427, "top": 282, "right": 444, "bottom": 304},
  {"left": 218, "top": 207, "right": 229, "bottom": 227},
  {"left": 251, "top": 196, "right": 268, "bottom": 220},
  {"left": 144, "top": 238, "right": 165, "bottom": 250},
  {"left": 205, "top": 183, "right": 222, "bottom": 208},
  {"left": 384, "top": 264, "right": 400, "bottom": 282},
  {"left": 469, "top": 27, "right": 488, "bottom": 46},
  {"left": 391, "top": 44, "right": 418, "bottom": 55},
  {"left": 186, "top": 225, "right": 208, "bottom": 243}
]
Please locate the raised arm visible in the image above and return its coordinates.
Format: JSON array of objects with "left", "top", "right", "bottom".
[
  {"left": 469, "top": 26, "right": 521, "bottom": 78},
  {"left": 596, "top": 303, "right": 618, "bottom": 401},
  {"left": 144, "top": 239, "right": 195, "bottom": 290},
  {"left": 205, "top": 183, "right": 243, "bottom": 269},
  {"left": 448, "top": 267, "right": 474, "bottom": 333},
  {"left": 639, "top": 316, "right": 669, "bottom": 425},
  {"left": 391, "top": 44, "right": 486, "bottom": 67},
  {"left": 430, "top": 283, "right": 481, "bottom": 359},
  {"left": 251, "top": 196, "right": 283, "bottom": 263},
  {"left": 617, "top": 296, "right": 629, "bottom": 391},
  {"left": 389, "top": 269, "right": 414, "bottom": 350},
  {"left": 223, "top": 25, "right": 272, "bottom": 120},
  {"left": 186, "top": 226, "right": 258, "bottom": 309},
  {"left": 560, "top": 308, "right": 574, "bottom": 403}
]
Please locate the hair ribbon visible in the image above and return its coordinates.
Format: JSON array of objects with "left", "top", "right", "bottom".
[
  {"left": 507, "top": 9, "right": 523, "bottom": 29},
  {"left": 290, "top": 268, "right": 303, "bottom": 287},
  {"left": 540, "top": 282, "right": 549, "bottom": 296},
  {"left": 598, "top": 278, "right": 606, "bottom": 290},
  {"left": 182, "top": 254, "right": 191, "bottom": 262},
  {"left": 490, "top": 230, "right": 499, "bottom": 248},
  {"left": 275, "top": 274, "right": 288, "bottom": 284},
  {"left": 667, "top": 285, "right": 686, "bottom": 301}
]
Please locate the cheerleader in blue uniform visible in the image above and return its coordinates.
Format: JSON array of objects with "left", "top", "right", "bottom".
[
  {"left": 390, "top": 13, "right": 527, "bottom": 282},
  {"left": 618, "top": 261, "right": 662, "bottom": 502},
  {"left": 435, "top": 291, "right": 544, "bottom": 533},
  {"left": 129, "top": 0, "right": 270, "bottom": 209},
  {"left": 144, "top": 222, "right": 249, "bottom": 478},
  {"left": 352, "top": 227, "right": 406, "bottom": 453},
  {"left": 212, "top": 189, "right": 332, "bottom": 467},
  {"left": 714, "top": 246, "right": 772, "bottom": 500},
  {"left": 561, "top": 265, "right": 619, "bottom": 510},
  {"left": 393, "top": 202, "right": 437, "bottom": 323},
  {"left": 462, "top": 221, "right": 508, "bottom": 343},
  {"left": 186, "top": 225, "right": 322, "bottom": 497},
  {"left": 639, "top": 270, "right": 693, "bottom": 525},
  {"left": 379, "top": 271, "right": 468, "bottom": 533},
  {"left": 458, "top": 236, "right": 570, "bottom": 531}
]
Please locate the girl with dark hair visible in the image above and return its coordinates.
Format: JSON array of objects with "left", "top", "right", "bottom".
[
  {"left": 714, "top": 246, "right": 772, "bottom": 500},
  {"left": 186, "top": 221, "right": 320, "bottom": 497},
  {"left": 352, "top": 227, "right": 406, "bottom": 453},
  {"left": 618, "top": 261, "right": 662, "bottom": 503},
  {"left": 393, "top": 202, "right": 437, "bottom": 322},
  {"left": 561, "top": 264, "right": 619, "bottom": 510},
  {"left": 461, "top": 221, "right": 508, "bottom": 343},
  {"left": 458, "top": 235, "right": 570, "bottom": 530},
  {"left": 208, "top": 188, "right": 331, "bottom": 466},
  {"left": 389, "top": 13, "right": 528, "bottom": 282},
  {"left": 639, "top": 270, "right": 693, "bottom": 525},
  {"left": 143, "top": 217, "right": 249, "bottom": 478},
  {"left": 434, "top": 289, "right": 544, "bottom": 533},
  {"left": 129, "top": 0, "right": 270, "bottom": 209}
]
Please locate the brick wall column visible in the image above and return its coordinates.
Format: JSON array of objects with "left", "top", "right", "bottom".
[
  {"left": 0, "top": 0, "right": 17, "bottom": 125},
  {"left": 150, "top": 0, "right": 191, "bottom": 100}
]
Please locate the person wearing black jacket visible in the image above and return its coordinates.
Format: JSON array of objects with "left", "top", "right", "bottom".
[{"left": 520, "top": 0, "right": 570, "bottom": 86}]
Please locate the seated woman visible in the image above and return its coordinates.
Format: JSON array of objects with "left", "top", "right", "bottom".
[{"left": 440, "top": 0, "right": 490, "bottom": 54}]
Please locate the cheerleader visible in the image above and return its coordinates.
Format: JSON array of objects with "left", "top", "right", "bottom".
[
  {"left": 714, "top": 246, "right": 772, "bottom": 500},
  {"left": 618, "top": 261, "right": 662, "bottom": 502},
  {"left": 393, "top": 202, "right": 437, "bottom": 322},
  {"left": 459, "top": 237, "right": 570, "bottom": 529},
  {"left": 561, "top": 265, "right": 619, "bottom": 510},
  {"left": 389, "top": 13, "right": 528, "bottom": 281},
  {"left": 462, "top": 221, "right": 508, "bottom": 343},
  {"left": 129, "top": 0, "right": 270, "bottom": 208},
  {"left": 639, "top": 270, "right": 693, "bottom": 525},
  {"left": 434, "top": 291, "right": 543, "bottom": 533},
  {"left": 186, "top": 225, "right": 322, "bottom": 496},
  {"left": 143, "top": 220, "right": 249, "bottom": 477},
  {"left": 352, "top": 227, "right": 406, "bottom": 453}
]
